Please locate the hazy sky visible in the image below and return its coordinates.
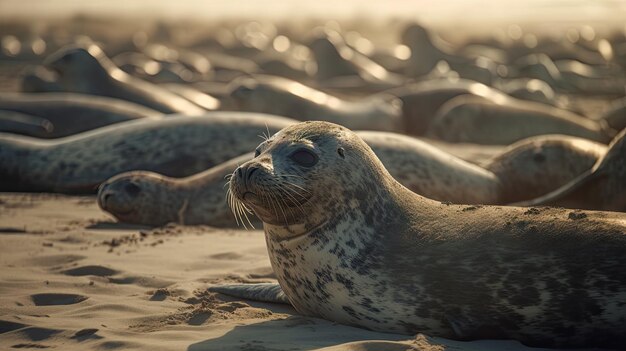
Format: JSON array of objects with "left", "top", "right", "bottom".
[{"left": 1, "top": 0, "right": 625, "bottom": 26}]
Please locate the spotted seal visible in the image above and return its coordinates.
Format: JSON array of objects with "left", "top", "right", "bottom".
[
  {"left": 427, "top": 95, "right": 614, "bottom": 144},
  {"left": 42, "top": 44, "right": 206, "bottom": 115},
  {"left": 513, "top": 128, "right": 626, "bottom": 212},
  {"left": 0, "top": 92, "right": 162, "bottom": 138},
  {"left": 222, "top": 121, "right": 626, "bottom": 349},
  {"left": 97, "top": 131, "right": 500, "bottom": 227},
  {"left": 229, "top": 75, "right": 403, "bottom": 132},
  {"left": 483, "top": 135, "right": 607, "bottom": 203},
  {"left": 98, "top": 153, "right": 256, "bottom": 227},
  {"left": 0, "top": 113, "right": 294, "bottom": 193}
]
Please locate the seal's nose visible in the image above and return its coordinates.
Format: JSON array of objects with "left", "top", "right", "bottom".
[{"left": 236, "top": 164, "right": 259, "bottom": 185}]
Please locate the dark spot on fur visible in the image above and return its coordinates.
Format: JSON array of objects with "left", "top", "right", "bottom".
[
  {"left": 524, "top": 208, "right": 541, "bottom": 215},
  {"left": 568, "top": 211, "right": 587, "bottom": 220}
]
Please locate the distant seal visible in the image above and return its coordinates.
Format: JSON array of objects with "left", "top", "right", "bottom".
[
  {"left": 381, "top": 79, "right": 510, "bottom": 136},
  {"left": 427, "top": 95, "right": 614, "bottom": 144},
  {"left": 226, "top": 121, "right": 626, "bottom": 349},
  {"left": 97, "top": 131, "right": 501, "bottom": 227},
  {"left": 308, "top": 28, "right": 406, "bottom": 89},
  {"left": 0, "top": 113, "right": 295, "bottom": 193},
  {"left": 483, "top": 135, "right": 607, "bottom": 203},
  {"left": 513, "top": 128, "right": 626, "bottom": 212},
  {"left": 42, "top": 44, "right": 206, "bottom": 115},
  {"left": 229, "top": 75, "right": 404, "bottom": 132},
  {"left": 0, "top": 92, "right": 162, "bottom": 138}
]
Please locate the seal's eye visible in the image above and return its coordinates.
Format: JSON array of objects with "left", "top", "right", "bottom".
[
  {"left": 289, "top": 148, "right": 318, "bottom": 167},
  {"left": 254, "top": 148, "right": 261, "bottom": 157}
]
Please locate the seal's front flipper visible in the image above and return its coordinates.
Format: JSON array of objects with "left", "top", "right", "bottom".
[{"left": 208, "top": 283, "right": 290, "bottom": 305}]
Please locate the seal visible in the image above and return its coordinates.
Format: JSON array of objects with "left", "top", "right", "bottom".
[
  {"left": 0, "top": 112, "right": 295, "bottom": 193},
  {"left": 427, "top": 95, "right": 614, "bottom": 144},
  {"left": 229, "top": 75, "right": 404, "bottom": 132},
  {"left": 98, "top": 153, "right": 256, "bottom": 227},
  {"left": 512, "top": 128, "right": 626, "bottom": 212},
  {"left": 42, "top": 44, "right": 206, "bottom": 115},
  {"left": 97, "top": 131, "right": 501, "bottom": 227},
  {"left": 483, "top": 135, "right": 607, "bottom": 203},
  {"left": 308, "top": 28, "right": 405, "bottom": 89},
  {"left": 0, "top": 92, "right": 162, "bottom": 138},
  {"left": 400, "top": 23, "right": 498, "bottom": 85},
  {"left": 381, "top": 79, "right": 510, "bottom": 136},
  {"left": 225, "top": 121, "right": 626, "bottom": 349}
]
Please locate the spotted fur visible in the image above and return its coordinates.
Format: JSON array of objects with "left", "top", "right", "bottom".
[{"left": 0, "top": 113, "right": 294, "bottom": 193}]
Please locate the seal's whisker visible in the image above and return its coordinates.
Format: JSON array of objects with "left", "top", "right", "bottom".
[
  {"left": 269, "top": 189, "right": 289, "bottom": 225},
  {"left": 281, "top": 182, "right": 308, "bottom": 197},
  {"left": 282, "top": 181, "right": 311, "bottom": 195},
  {"left": 277, "top": 187, "right": 306, "bottom": 215},
  {"left": 226, "top": 188, "right": 240, "bottom": 227}
]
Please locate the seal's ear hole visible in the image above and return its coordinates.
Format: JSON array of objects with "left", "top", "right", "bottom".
[{"left": 337, "top": 147, "right": 345, "bottom": 158}]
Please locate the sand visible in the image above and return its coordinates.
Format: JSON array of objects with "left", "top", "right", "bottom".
[{"left": 1, "top": 192, "right": 605, "bottom": 351}]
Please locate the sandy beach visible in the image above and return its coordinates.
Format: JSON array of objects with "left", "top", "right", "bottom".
[{"left": 0, "top": 192, "right": 586, "bottom": 351}]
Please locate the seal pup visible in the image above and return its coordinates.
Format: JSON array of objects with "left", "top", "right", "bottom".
[
  {"left": 0, "top": 92, "right": 162, "bottom": 138},
  {"left": 427, "top": 95, "right": 614, "bottom": 144},
  {"left": 98, "top": 153, "right": 257, "bottom": 227},
  {"left": 483, "top": 135, "right": 607, "bottom": 203},
  {"left": 229, "top": 75, "right": 403, "bottom": 132},
  {"left": 0, "top": 113, "right": 295, "bottom": 193},
  {"left": 98, "top": 131, "right": 501, "bottom": 227},
  {"left": 42, "top": 44, "right": 206, "bottom": 115},
  {"left": 513, "top": 128, "right": 626, "bottom": 212},
  {"left": 225, "top": 121, "right": 626, "bottom": 349}
]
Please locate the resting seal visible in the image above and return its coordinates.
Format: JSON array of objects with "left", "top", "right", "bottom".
[
  {"left": 42, "top": 44, "right": 206, "bottom": 115},
  {"left": 427, "top": 95, "right": 614, "bottom": 145},
  {"left": 225, "top": 121, "right": 626, "bottom": 349},
  {"left": 484, "top": 135, "right": 607, "bottom": 203},
  {"left": 0, "top": 113, "right": 294, "bottom": 193},
  {"left": 513, "top": 128, "right": 626, "bottom": 212},
  {"left": 0, "top": 92, "right": 162, "bottom": 138},
  {"left": 229, "top": 75, "right": 403, "bottom": 132}
]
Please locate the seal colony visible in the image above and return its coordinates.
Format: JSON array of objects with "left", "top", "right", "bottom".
[
  {"left": 224, "top": 121, "right": 626, "bottom": 349},
  {"left": 97, "top": 133, "right": 604, "bottom": 227}
]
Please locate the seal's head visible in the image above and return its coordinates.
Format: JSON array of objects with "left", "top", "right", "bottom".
[
  {"left": 98, "top": 171, "right": 176, "bottom": 225},
  {"left": 44, "top": 44, "right": 114, "bottom": 81},
  {"left": 228, "top": 121, "right": 395, "bottom": 229}
]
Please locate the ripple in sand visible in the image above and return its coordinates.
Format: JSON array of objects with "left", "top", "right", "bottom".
[
  {"left": 0, "top": 320, "right": 28, "bottom": 334},
  {"left": 30, "top": 293, "right": 89, "bottom": 306},
  {"left": 12, "top": 326, "right": 62, "bottom": 341},
  {"left": 62, "top": 265, "right": 119, "bottom": 277}
]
